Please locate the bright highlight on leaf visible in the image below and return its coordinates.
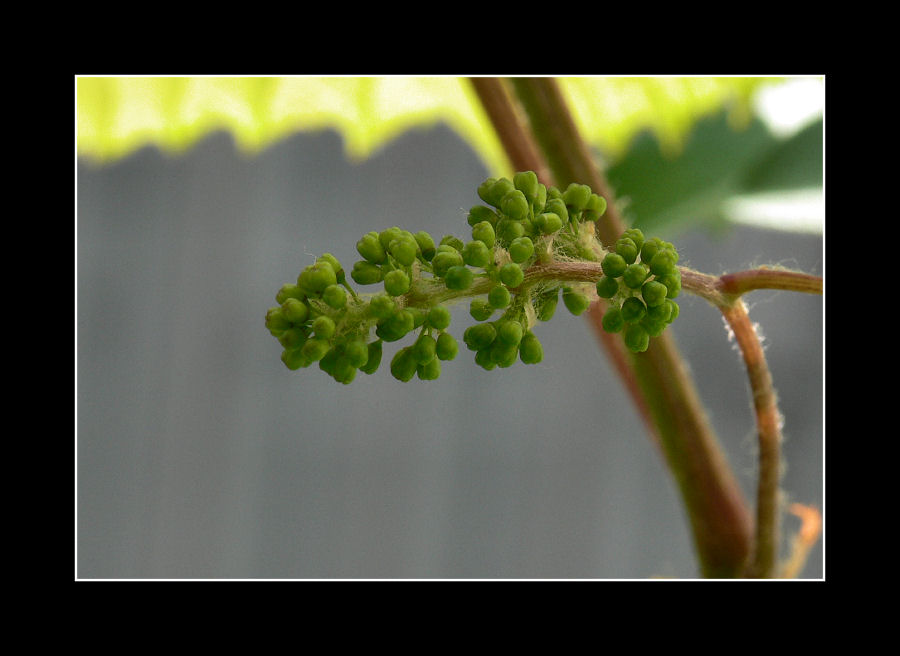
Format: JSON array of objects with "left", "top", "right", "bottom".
[{"left": 76, "top": 76, "right": 781, "bottom": 178}]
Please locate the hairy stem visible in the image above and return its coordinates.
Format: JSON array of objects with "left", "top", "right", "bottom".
[
  {"left": 507, "top": 76, "right": 754, "bottom": 577},
  {"left": 719, "top": 301, "right": 782, "bottom": 578}
]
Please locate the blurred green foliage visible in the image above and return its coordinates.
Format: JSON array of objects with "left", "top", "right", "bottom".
[{"left": 605, "top": 111, "right": 823, "bottom": 235}]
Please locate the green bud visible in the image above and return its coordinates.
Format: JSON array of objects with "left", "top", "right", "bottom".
[
  {"left": 390, "top": 347, "right": 419, "bottom": 382},
  {"left": 427, "top": 306, "right": 452, "bottom": 331},
  {"left": 582, "top": 194, "right": 607, "bottom": 221},
  {"left": 376, "top": 309, "right": 415, "bottom": 342},
  {"left": 301, "top": 337, "right": 331, "bottom": 362},
  {"left": 666, "top": 300, "right": 680, "bottom": 322},
  {"left": 534, "top": 212, "right": 563, "bottom": 234},
  {"left": 622, "top": 228, "right": 645, "bottom": 253},
  {"left": 533, "top": 184, "right": 547, "bottom": 215},
  {"left": 414, "top": 231, "right": 436, "bottom": 261},
  {"left": 408, "top": 307, "right": 427, "bottom": 329},
  {"left": 278, "top": 326, "right": 308, "bottom": 350},
  {"left": 471, "top": 221, "right": 496, "bottom": 248},
  {"left": 470, "top": 298, "right": 495, "bottom": 321},
  {"left": 444, "top": 265, "right": 474, "bottom": 290},
  {"left": 265, "top": 306, "right": 291, "bottom": 335},
  {"left": 312, "top": 315, "right": 336, "bottom": 339},
  {"left": 435, "top": 332, "right": 459, "bottom": 361},
  {"left": 467, "top": 205, "right": 499, "bottom": 227},
  {"left": 601, "top": 253, "right": 628, "bottom": 278},
  {"left": 281, "top": 347, "right": 312, "bottom": 370},
  {"left": 378, "top": 227, "right": 404, "bottom": 252},
  {"left": 317, "top": 345, "right": 339, "bottom": 376},
  {"left": 331, "top": 357, "right": 357, "bottom": 385},
  {"left": 322, "top": 284, "right": 347, "bottom": 310},
  {"left": 562, "top": 288, "right": 591, "bottom": 316},
  {"left": 649, "top": 249, "right": 678, "bottom": 277},
  {"left": 646, "top": 300, "right": 672, "bottom": 323},
  {"left": 344, "top": 339, "right": 369, "bottom": 369},
  {"left": 417, "top": 357, "right": 442, "bottom": 380},
  {"left": 496, "top": 319, "right": 524, "bottom": 346},
  {"left": 537, "top": 290, "right": 559, "bottom": 321},
  {"left": 464, "top": 322, "right": 497, "bottom": 351},
  {"left": 298, "top": 261, "right": 337, "bottom": 295},
  {"left": 596, "top": 276, "right": 619, "bottom": 299},
  {"left": 275, "top": 283, "right": 305, "bottom": 305},
  {"left": 621, "top": 297, "right": 647, "bottom": 323},
  {"left": 499, "top": 262, "right": 524, "bottom": 288},
  {"left": 383, "top": 269, "right": 411, "bottom": 297},
  {"left": 490, "top": 339, "right": 519, "bottom": 367},
  {"left": 357, "top": 232, "right": 387, "bottom": 264},
  {"left": 642, "top": 280, "right": 668, "bottom": 308},
  {"left": 461, "top": 240, "right": 491, "bottom": 268},
  {"left": 641, "top": 316, "right": 668, "bottom": 338},
  {"left": 615, "top": 238, "right": 639, "bottom": 264},
  {"left": 477, "top": 177, "right": 498, "bottom": 205},
  {"left": 622, "top": 263, "right": 650, "bottom": 289},
  {"left": 501, "top": 190, "right": 530, "bottom": 220},
  {"left": 624, "top": 324, "right": 650, "bottom": 353},
  {"left": 483, "top": 177, "right": 515, "bottom": 208},
  {"left": 543, "top": 198, "right": 569, "bottom": 224},
  {"left": 563, "top": 182, "right": 592, "bottom": 212},
  {"left": 496, "top": 218, "right": 525, "bottom": 243},
  {"left": 439, "top": 235, "right": 465, "bottom": 252},
  {"left": 513, "top": 171, "right": 540, "bottom": 202},
  {"left": 359, "top": 340, "right": 383, "bottom": 375},
  {"left": 412, "top": 333, "right": 437, "bottom": 365},
  {"left": 317, "top": 253, "right": 345, "bottom": 284},
  {"left": 280, "top": 298, "right": 309, "bottom": 324},
  {"left": 519, "top": 332, "right": 543, "bottom": 364},
  {"left": 431, "top": 250, "right": 464, "bottom": 278},
  {"left": 640, "top": 237, "right": 664, "bottom": 266},
  {"left": 474, "top": 348, "right": 496, "bottom": 370},
  {"left": 487, "top": 284, "right": 511, "bottom": 309},
  {"left": 369, "top": 294, "right": 396, "bottom": 320},
  {"left": 508, "top": 236, "right": 535, "bottom": 263},
  {"left": 655, "top": 270, "right": 682, "bottom": 298},
  {"left": 389, "top": 236, "right": 418, "bottom": 267},
  {"left": 350, "top": 261, "right": 384, "bottom": 285},
  {"left": 601, "top": 306, "right": 625, "bottom": 333}
]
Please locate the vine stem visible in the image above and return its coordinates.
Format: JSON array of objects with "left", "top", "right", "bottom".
[
  {"left": 471, "top": 77, "right": 824, "bottom": 578},
  {"left": 502, "top": 77, "right": 754, "bottom": 577},
  {"left": 468, "top": 77, "right": 660, "bottom": 450},
  {"left": 531, "top": 262, "right": 821, "bottom": 578},
  {"left": 719, "top": 301, "right": 782, "bottom": 577}
]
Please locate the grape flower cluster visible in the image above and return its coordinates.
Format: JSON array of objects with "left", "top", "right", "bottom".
[
  {"left": 265, "top": 171, "right": 680, "bottom": 383},
  {"left": 595, "top": 230, "right": 681, "bottom": 353}
]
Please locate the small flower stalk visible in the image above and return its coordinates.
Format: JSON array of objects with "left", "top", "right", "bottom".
[{"left": 265, "top": 172, "right": 681, "bottom": 383}]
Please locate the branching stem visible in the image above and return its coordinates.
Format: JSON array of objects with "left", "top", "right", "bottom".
[{"left": 469, "top": 76, "right": 823, "bottom": 578}]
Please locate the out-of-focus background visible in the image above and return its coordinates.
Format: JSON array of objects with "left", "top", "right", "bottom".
[{"left": 76, "top": 76, "right": 824, "bottom": 579}]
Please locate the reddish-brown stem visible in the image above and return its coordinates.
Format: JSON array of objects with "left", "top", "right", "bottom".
[
  {"left": 468, "top": 77, "right": 659, "bottom": 449},
  {"left": 506, "top": 77, "right": 754, "bottom": 577},
  {"left": 719, "top": 301, "right": 783, "bottom": 578},
  {"left": 718, "top": 268, "right": 823, "bottom": 297}
]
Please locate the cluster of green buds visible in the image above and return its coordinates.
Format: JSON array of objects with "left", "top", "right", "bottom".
[
  {"left": 595, "top": 229, "right": 681, "bottom": 353},
  {"left": 266, "top": 172, "right": 680, "bottom": 383}
]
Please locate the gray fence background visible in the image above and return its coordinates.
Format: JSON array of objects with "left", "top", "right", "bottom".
[{"left": 76, "top": 124, "right": 823, "bottom": 579}]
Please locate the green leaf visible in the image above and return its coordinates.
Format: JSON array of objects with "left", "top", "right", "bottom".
[
  {"left": 604, "top": 111, "right": 823, "bottom": 235},
  {"left": 739, "top": 118, "right": 823, "bottom": 192}
]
